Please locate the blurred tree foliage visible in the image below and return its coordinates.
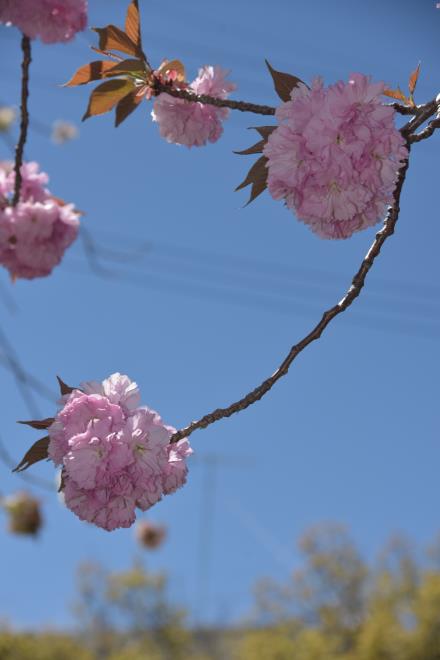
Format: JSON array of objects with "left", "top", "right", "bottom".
[{"left": 1, "top": 524, "right": 440, "bottom": 659}]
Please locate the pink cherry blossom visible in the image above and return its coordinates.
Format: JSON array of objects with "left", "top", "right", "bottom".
[
  {"left": 48, "top": 374, "right": 192, "bottom": 531},
  {"left": 0, "top": 161, "right": 80, "bottom": 279},
  {"left": 0, "top": 0, "right": 87, "bottom": 44},
  {"left": 152, "top": 66, "right": 236, "bottom": 147},
  {"left": 263, "top": 73, "right": 408, "bottom": 239}
]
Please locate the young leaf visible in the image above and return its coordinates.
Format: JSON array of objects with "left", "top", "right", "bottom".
[
  {"left": 13, "top": 436, "right": 50, "bottom": 473},
  {"left": 125, "top": 0, "right": 142, "bottom": 50},
  {"left": 18, "top": 418, "right": 54, "bottom": 430},
  {"left": 56, "top": 376, "right": 76, "bottom": 396},
  {"left": 105, "top": 58, "right": 147, "bottom": 78},
  {"left": 235, "top": 156, "right": 269, "bottom": 205},
  {"left": 408, "top": 62, "right": 421, "bottom": 96},
  {"left": 252, "top": 126, "right": 277, "bottom": 140},
  {"left": 63, "top": 60, "right": 116, "bottom": 87},
  {"left": 92, "top": 25, "right": 140, "bottom": 58},
  {"left": 115, "top": 90, "right": 143, "bottom": 126},
  {"left": 383, "top": 87, "right": 408, "bottom": 104},
  {"left": 82, "top": 79, "right": 135, "bottom": 121},
  {"left": 234, "top": 139, "right": 266, "bottom": 155},
  {"left": 265, "top": 60, "right": 304, "bottom": 102}
]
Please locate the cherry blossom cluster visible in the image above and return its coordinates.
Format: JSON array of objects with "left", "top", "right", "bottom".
[
  {"left": 0, "top": 0, "right": 87, "bottom": 44},
  {"left": 263, "top": 73, "right": 408, "bottom": 239},
  {"left": 0, "top": 161, "right": 80, "bottom": 279},
  {"left": 152, "top": 66, "right": 236, "bottom": 147},
  {"left": 49, "top": 373, "right": 192, "bottom": 531}
]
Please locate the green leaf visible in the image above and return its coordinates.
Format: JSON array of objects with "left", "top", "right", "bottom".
[
  {"left": 82, "top": 79, "right": 135, "bottom": 121},
  {"left": 13, "top": 436, "right": 49, "bottom": 473},
  {"left": 265, "top": 60, "right": 305, "bottom": 102}
]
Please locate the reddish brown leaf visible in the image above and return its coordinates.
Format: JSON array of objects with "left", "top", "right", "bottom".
[
  {"left": 63, "top": 60, "right": 116, "bottom": 87},
  {"left": 92, "top": 25, "right": 140, "bottom": 58},
  {"left": 115, "top": 90, "right": 143, "bottom": 126},
  {"left": 13, "top": 436, "right": 49, "bottom": 473},
  {"left": 90, "top": 46, "right": 124, "bottom": 62},
  {"left": 265, "top": 60, "right": 305, "bottom": 102},
  {"left": 105, "top": 58, "right": 147, "bottom": 78},
  {"left": 125, "top": 0, "right": 142, "bottom": 50},
  {"left": 234, "top": 139, "right": 266, "bottom": 156},
  {"left": 408, "top": 62, "right": 421, "bottom": 96},
  {"left": 82, "top": 79, "right": 135, "bottom": 121},
  {"left": 56, "top": 375, "right": 76, "bottom": 396},
  {"left": 383, "top": 87, "right": 409, "bottom": 104},
  {"left": 252, "top": 126, "right": 276, "bottom": 140},
  {"left": 235, "top": 155, "right": 269, "bottom": 205},
  {"left": 18, "top": 418, "right": 54, "bottom": 430}
]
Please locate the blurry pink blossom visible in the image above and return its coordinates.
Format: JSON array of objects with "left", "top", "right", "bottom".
[
  {"left": 263, "top": 73, "right": 408, "bottom": 239},
  {"left": 48, "top": 373, "right": 192, "bottom": 531},
  {"left": 152, "top": 66, "right": 236, "bottom": 147},
  {"left": 0, "top": 0, "right": 87, "bottom": 44},
  {"left": 0, "top": 161, "right": 79, "bottom": 279}
]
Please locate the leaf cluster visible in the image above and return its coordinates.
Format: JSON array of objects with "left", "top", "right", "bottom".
[
  {"left": 65, "top": 1, "right": 149, "bottom": 126},
  {"left": 383, "top": 63, "right": 421, "bottom": 107},
  {"left": 235, "top": 61, "right": 305, "bottom": 205}
]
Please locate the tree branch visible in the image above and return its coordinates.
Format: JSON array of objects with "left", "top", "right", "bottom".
[
  {"left": 169, "top": 147, "right": 411, "bottom": 442},
  {"left": 169, "top": 94, "right": 440, "bottom": 444},
  {"left": 409, "top": 116, "right": 440, "bottom": 143},
  {"left": 154, "top": 81, "right": 276, "bottom": 116},
  {"left": 12, "top": 34, "right": 31, "bottom": 207}
]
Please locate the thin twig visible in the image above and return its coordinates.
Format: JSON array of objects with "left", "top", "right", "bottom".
[
  {"left": 12, "top": 34, "right": 31, "bottom": 207},
  {"left": 169, "top": 147, "right": 411, "bottom": 443},
  {"left": 401, "top": 98, "right": 439, "bottom": 136},
  {"left": 409, "top": 116, "right": 440, "bottom": 143},
  {"left": 169, "top": 96, "right": 440, "bottom": 444},
  {"left": 154, "top": 82, "right": 276, "bottom": 116}
]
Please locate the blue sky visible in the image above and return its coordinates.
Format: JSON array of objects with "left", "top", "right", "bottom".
[{"left": 0, "top": 0, "right": 439, "bottom": 629}]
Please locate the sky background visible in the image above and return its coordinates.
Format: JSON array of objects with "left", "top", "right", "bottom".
[{"left": 0, "top": 0, "right": 439, "bottom": 630}]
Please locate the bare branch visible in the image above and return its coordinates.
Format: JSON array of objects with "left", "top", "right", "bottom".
[
  {"left": 12, "top": 34, "right": 31, "bottom": 207},
  {"left": 169, "top": 95, "right": 440, "bottom": 444},
  {"left": 409, "top": 116, "right": 440, "bottom": 143},
  {"left": 169, "top": 146, "right": 411, "bottom": 443},
  {"left": 154, "top": 81, "right": 276, "bottom": 116}
]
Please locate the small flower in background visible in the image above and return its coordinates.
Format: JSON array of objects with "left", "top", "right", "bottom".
[
  {"left": 0, "top": 107, "right": 16, "bottom": 133},
  {"left": 136, "top": 520, "right": 167, "bottom": 549},
  {"left": 152, "top": 65, "right": 236, "bottom": 147},
  {"left": 17, "top": 373, "right": 192, "bottom": 532},
  {"left": 0, "top": 161, "right": 80, "bottom": 279},
  {"left": 0, "top": 0, "right": 88, "bottom": 44},
  {"left": 51, "top": 120, "right": 79, "bottom": 145},
  {"left": 3, "top": 491, "right": 42, "bottom": 536},
  {"left": 263, "top": 73, "right": 408, "bottom": 239}
]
